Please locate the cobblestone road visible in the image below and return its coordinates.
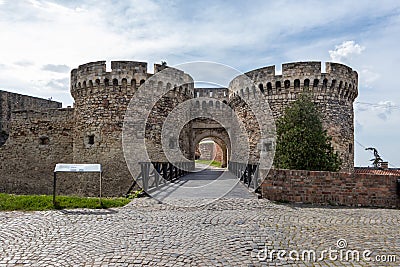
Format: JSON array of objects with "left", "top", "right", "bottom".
[{"left": 1, "top": 196, "right": 399, "bottom": 266}]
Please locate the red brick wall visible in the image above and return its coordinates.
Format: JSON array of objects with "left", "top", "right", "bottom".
[
  {"left": 214, "top": 143, "right": 223, "bottom": 163},
  {"left": 261, "top": 169, "right": 400, "bottom": 208}
]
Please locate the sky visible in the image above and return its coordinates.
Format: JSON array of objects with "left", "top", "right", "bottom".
[{"left": 0, "top": 0, "right": 399, "bottom": 167}]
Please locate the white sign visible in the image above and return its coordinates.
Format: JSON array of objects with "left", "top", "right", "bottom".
[{"left": 54, "top": 164, "right": 102, "bottom": 173}]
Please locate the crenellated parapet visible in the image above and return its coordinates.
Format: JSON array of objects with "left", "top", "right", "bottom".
[
  {"left": 70, "top": 61, "right": 151, "bottom": 99},
  {"left": 71, "top": 61, "right": 194, "bottom": 100},
  {"left": 232, "top": 61, "right": 358, "bottom": 103}
]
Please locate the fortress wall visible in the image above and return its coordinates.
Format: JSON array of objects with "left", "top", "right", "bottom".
[
  {"left": 0, "top": 108, "right": 74, "bottom": 194},
  {"left": 0, "top": 90, "right": 61, "bottom": 145},
  {"left": 230, "top": 61, "right": 358, "bottom": 171}
]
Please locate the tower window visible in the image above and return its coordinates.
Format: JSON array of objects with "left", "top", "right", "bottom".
[
  {"left": 349, "top": 143, "right": 353, "bottom": 154},
  {"left": 88, "top": 135, "right": 95, "bottom": 145},
  {"left": 39, "top": 136, "right": 50, "bottom": 145}
]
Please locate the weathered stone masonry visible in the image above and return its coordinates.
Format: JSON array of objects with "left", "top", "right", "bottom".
[
  {"left": 0, "top": 60, "right": 360, "bottom": 197},
  {"left": 231, "top": 62, "right": 358, "bottom": 171},
  {"left": 0, "top": 90, "right": 61, "bottom": 145}
]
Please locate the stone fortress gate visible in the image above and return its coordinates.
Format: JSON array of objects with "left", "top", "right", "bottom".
[{"left": 0, "top": 60, "right": 357, "bottom": 196}]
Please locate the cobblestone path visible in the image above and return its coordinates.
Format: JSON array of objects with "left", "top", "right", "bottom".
[{"left": 1, "top": 195, "right": 399, "bottom": 266}]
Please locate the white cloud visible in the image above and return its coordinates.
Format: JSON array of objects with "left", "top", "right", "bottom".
[
  {"left": 360, "top": 68, "right": 380, "bottom": 88},
  {"left": 42, "top": 64, "right": 70, "bottom": 73},
  {"left": 329, "top": 41, "right": 365, "bottom": 63}
]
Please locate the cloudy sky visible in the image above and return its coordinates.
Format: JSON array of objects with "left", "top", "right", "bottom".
[{"left": 0, "top": 0, "right": 399, "bottom": 167}]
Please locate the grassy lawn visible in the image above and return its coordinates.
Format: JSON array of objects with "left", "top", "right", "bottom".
[
  {"left": 0, "top": 193, "right": 131, "bottom": 211},
  {"left": 195, "top": 159, "right": 222, "bottom": 168}
]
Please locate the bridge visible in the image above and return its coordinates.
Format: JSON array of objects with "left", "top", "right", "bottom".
[{"left": 133, "top": 161, "right": 259, "bottom": 206}]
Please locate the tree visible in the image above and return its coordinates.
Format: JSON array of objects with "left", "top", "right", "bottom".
[{"left": 274, "top": 94, "right": 341, "bottom": 171}]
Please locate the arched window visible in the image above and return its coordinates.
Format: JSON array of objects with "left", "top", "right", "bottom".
[
  {"left": 267, "top": 82, "right": 272, "bottom": 95},
  {"left": 95, "top": 79, "right": 100, "bottom": 87},
  {"left": 294, "top": 79, "right": 300, "bottom": 89},
  {"left": 304, "top": 79, "right": 310, "bottom": 89},
  {"left": 323, "top": 78, "right": 328, "bottom": 89},
  {"left": 313, "top": 79, "right": 319, "bottom": 88},
  {"left": 275, "top": 81, "right": 281, "bottom": 90},
  {"left": 121, "top": 78, "right": 127, "bottom": 86},
  {"left": 104, "top": 78, "right": 109, "bottom": 86},
  {"left": 82, "top": 81, "right": 86, "bottom": 88},
  {"left": 131, "top": 79, "right": 136, "bottom": 89},
  {"left": 195, "top": 101, "right": 200, "bottom": 108},
  {"left": 140, "top": 79, "right": 145, "bottom": 85},
  {"left": 259, "top": 83, "right": 264, "bottom": 94},
  {"left": 112, "top": 78, "right": 118, "bottom": 86},
  {"left": 330, "top": 79, "right": 336, "bottom": 89},
  {"left": 339, "top": 81, "right": 343, "bottom": 90},
  {"left": 284, "top": 80, "right": 290, "bottom": 89},
  {"left": 89, "top": 80, "right": 93, "bottom": 88},
  {"left": 216, "top": 101, "right": 220, "bottom": 109},
  {"left": 202, "top": 101, "right": 207, "bottom": 110},
  {"left": 209, "top": 100, "right": 213, "bottom": 107}
]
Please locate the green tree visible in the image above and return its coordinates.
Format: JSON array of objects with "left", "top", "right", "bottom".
[{"left": 274, "top": 94, "right": 341, "bottom": 171}]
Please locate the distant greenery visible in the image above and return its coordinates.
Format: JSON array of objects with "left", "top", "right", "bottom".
[
  {"left": 274, "top": 94, "right": 341, "bottom": 171},
  {"left": 0, "top": 193, "right": 131, "bottom": 211},
  {"left": 195, "top": 159, "right": 222, "bottom": 168}
]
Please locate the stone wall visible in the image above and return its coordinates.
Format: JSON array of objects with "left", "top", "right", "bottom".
[
  {"left": 71, "top": 61, "right": 194, "bottom": 196},
  {"left": 0, "top": 108, "right": 74, "bottom": 195},
  {"left": 0, "top": 90, "right": 61, "bottom": 145},
  {"left": 261, "top": 169, "right": 400, "bottom": 208},
  {"left": 231, "top": 61, "right": 358, "bottom": 171}
]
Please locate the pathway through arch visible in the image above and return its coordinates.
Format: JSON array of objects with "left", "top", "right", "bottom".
[{"left": 150, "top": 163, "right": 257, "bottom": 203}]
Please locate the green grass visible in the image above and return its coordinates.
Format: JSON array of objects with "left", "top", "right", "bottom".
[
  {"left": 0, "top": 193, "right": 131, "bottom": 211},
  {"left": 195, "top": 159, "right": 222, "bottom": 168}
]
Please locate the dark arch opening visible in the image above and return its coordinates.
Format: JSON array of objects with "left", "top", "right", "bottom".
[
  {"left": 313, "top": 79, "right": 319, "bottom": 88},
  {"left": 304, "top": 79, "right": 310, "bottom": 89},
  {"left": 284, "top": 80, "right": 290, "bottom": 89},
  {"left": 294, "top": 79, "right": 300, "bottom": 89},
  {"left": 259, "top": 83, "right": 264, "bottom": 94},
  {"left": 275, "top": 81, "right": 281, "bottom": 91}
]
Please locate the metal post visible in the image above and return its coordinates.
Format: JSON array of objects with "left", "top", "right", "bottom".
[
  {"left": 53, "top": 172, "right": 57, "bottom": 206},
  {"left": 99, "top": 172, "right": 102, "bottom": 205}
]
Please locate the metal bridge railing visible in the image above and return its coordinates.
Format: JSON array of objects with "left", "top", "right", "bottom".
[
  {"left": 135, "top": 161, "right": 195, "bottom": 192},
  {"left": 228, "top": 161, "right": 259, "bottom": 190}
]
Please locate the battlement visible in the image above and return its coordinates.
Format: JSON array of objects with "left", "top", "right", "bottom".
[
  {"left": 11, "top": 108, "right": 74, "bottom": 121},
  {"left": 235, "top": 61, "right": 358, "bottom": 102},
  {"left": 71, "top": 60, "right": 151, "bottom": 96}
]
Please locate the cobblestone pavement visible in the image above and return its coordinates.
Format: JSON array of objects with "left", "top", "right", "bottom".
[{"left": 1, "top": 196, "right": 399, "bottom": 266}]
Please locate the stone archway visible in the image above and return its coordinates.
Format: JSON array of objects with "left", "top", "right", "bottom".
[{"left": 191, "top": 121, "right": 231, "bottom": 168}]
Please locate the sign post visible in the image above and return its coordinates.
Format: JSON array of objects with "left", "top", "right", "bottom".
[{"left": 53, "top": 164, "right": 102, "bottom": 206}]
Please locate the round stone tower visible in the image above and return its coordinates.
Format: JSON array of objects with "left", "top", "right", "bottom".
[
  {"left": 70, "top": 61, "right": 151, "bottom": 195},
  {"left": 230, "top": 61, "right": 358, "bottom": 171},
  {"left": 70, "top": 61, "right": 194, "bottom": 196}
]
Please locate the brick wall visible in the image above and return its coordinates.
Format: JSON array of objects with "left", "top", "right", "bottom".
[{"left": 261, "top": 169, "right": 400, "bottom": 208}]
